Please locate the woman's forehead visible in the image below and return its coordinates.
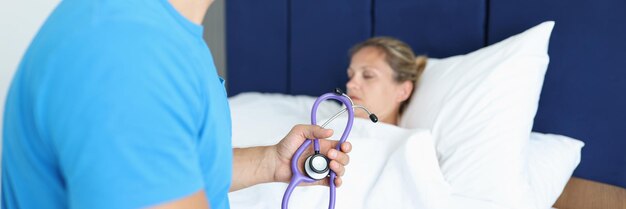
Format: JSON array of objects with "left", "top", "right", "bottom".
[{"left": 348, "top": 62, "right": 393, "bottom": 75}]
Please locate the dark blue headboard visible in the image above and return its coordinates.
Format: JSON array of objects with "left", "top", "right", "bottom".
[{"left": 227, "top": 0, "right": 626, "bottom": 188}]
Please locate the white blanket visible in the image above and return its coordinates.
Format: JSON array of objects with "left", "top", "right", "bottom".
[{"left": 228, "top": 93, "right": 503, "bottom": 209}]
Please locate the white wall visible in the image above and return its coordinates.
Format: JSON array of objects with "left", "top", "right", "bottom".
[
  {"left": 1, "top": 0, "right": 60, "bottom": 133},
  {"left": 0, "top": 1, "right": 60, "bottom": 196},
  {"left": 204, "top": 0, "right": 227, "bottom": 79}
]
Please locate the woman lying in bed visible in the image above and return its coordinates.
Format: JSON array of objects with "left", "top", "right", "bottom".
[
  {"left": 346, "top": 36, "right": 427, "bottom": 125},
  {"left": 346, "top": 37, "right": 626, "bottom": 209}
]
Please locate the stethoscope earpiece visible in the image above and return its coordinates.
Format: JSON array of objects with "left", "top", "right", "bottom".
[{"left": 369, "top": 114, "right": 378, "bottom": 123}]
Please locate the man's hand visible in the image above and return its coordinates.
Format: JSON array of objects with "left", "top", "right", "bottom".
[
  {"left": 270, "top": 124, "right": 352, "bottom": 187},
  {"left": 230, "top": 125, "right": 352, "bottom": 192}
]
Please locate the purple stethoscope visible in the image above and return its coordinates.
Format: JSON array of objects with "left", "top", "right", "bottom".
[{"left": 282, "top": 88, "right": 378, "bottom": 209}]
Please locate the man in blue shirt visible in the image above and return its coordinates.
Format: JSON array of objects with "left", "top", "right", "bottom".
[{"left": 1, "top": 0, "right": 351, "bottom": 208}]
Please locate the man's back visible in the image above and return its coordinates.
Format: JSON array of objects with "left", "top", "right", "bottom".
[{"left": 2, "top": 0, "right": 233, "bottom": 208}]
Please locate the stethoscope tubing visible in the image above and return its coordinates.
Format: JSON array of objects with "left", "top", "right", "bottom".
[{"left": 282, "top": 92, "right": 355, "bottom": 209}]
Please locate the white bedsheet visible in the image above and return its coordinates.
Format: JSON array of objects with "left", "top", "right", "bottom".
[
  {"left": 228, "top": 93, "right": 507, "bottom": 209},
  {"left": 229, "top": 126, "right": 446, "bottom": 209}
]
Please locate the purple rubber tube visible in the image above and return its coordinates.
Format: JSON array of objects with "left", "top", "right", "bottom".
[{"left": 281, "top": 92, "right": 354, "bottom": 209}]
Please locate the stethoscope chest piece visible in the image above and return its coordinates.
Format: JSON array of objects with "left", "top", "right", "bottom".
[{"left": 304, "top": 153, "right": 330, "bottom": 180}]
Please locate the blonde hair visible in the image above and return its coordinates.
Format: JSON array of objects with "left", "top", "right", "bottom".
[{"left": 349, "top": 36, "right": 428, "bottom": 114}]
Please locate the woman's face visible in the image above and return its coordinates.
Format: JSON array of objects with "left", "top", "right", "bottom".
[{"left": 346, "top": 47, "right": 412, "bottom": 124}]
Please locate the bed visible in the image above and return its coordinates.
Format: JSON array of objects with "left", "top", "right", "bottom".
[{"left": 225, "top": 0, "right": 626, "bottom": 208}]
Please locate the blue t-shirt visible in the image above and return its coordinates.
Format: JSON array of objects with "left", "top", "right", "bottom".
[{"left": 2, "top": 0, "right": 232, "bottom": 208}]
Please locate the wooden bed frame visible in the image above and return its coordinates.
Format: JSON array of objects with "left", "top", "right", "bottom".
[{"left": 554, "top": 177, "right": 626, "bottom": 209}]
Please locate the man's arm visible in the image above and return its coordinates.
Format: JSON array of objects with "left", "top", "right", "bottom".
[{"left": 231, "top": 146, "right": 278, "bottom": 191}]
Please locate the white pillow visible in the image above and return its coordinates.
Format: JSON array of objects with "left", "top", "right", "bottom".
[
  {"left": 399, "top": 21, "right": 555, "bottom": 208},
  {"left": 527, "top": 132, "right": 584, "bottom": 209}
]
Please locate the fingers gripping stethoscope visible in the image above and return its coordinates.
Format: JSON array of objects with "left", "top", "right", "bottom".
[{"left": 281, "top": 88, "right": 378, "bottom": 209}]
